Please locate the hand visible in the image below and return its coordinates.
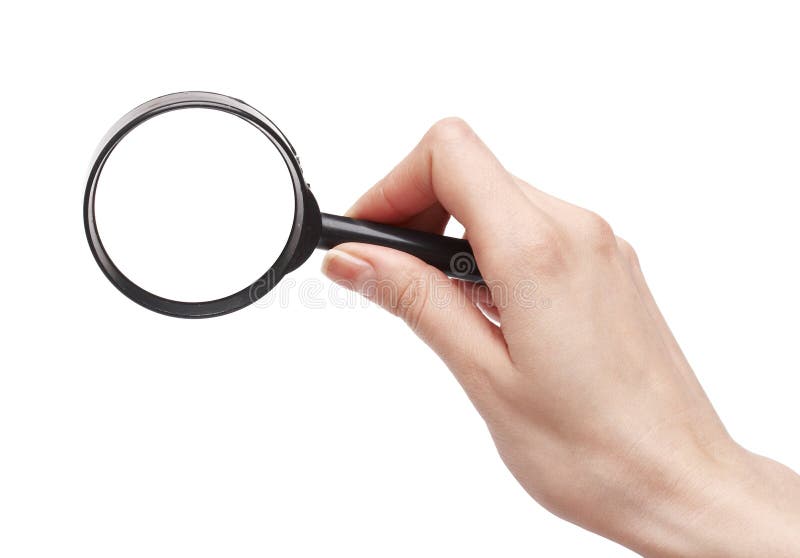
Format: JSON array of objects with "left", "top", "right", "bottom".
[{"left": 321, "top": 118, "right": 800, "bottom": 556}]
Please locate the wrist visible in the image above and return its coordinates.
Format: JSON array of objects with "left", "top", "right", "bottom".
[{"left": 622, "top": 441, "right": 800, "bottom": 557}]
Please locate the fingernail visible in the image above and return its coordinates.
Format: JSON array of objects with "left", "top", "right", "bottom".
[{"left": 321, "top": 248, "right": 376, "bottom": 291}]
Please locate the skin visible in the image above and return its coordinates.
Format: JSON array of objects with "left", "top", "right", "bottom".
[{"left": 320, "top": 118, "right": 800, "bottom": 556}]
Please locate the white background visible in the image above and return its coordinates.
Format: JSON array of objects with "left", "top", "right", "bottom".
[{"left": 2, "top": 1, "right": 799, "bottom": 556}]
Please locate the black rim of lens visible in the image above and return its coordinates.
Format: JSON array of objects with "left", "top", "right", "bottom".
[{"left": 83, "top": 91, "right": 305, "bottom": 318}]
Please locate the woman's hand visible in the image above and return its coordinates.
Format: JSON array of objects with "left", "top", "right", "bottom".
[{"left": 321, "top": 118, "right": 800, "bottom": 557}]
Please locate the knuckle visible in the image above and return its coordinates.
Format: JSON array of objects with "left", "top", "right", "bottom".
[
  {"left": 394, "top": 275, "right": 430, "bottom": 332},
  {"left": 427, "top": 116, "right": 476, "bottom": 145},
  {"left": 616, "top": 236, "right": 640, "bottom": 268},
  {"left": 580, "top": 210, "right": 616, "bottom": 254},
  {"left": 519, "top": 223, "right": 569, "bottom": 275}
]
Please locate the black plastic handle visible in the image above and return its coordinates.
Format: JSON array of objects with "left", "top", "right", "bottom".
[{"left": 317, "top": 213, "right": 482, "bottom": 282}]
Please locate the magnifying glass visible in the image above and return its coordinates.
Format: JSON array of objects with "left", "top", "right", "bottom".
[{"left": 84, "top": 92, "right": 482, "bottom": 318}]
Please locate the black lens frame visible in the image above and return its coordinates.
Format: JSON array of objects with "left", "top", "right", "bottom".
[{"left": 84, "top": 91, "right": 309, "bottom": 318}]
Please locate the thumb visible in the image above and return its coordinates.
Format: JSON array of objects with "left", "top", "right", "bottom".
[{"left": 321, "top": 242, "right": 509, "bottom": 379}]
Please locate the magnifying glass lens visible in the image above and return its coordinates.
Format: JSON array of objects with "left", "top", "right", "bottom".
[{"left": 95, "top": 108, "right": 295, "bottom": 303}]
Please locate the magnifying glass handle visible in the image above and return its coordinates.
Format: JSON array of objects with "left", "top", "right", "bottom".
[{"left": 317, "top": 213, "right": 482, "bottom": 282}]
